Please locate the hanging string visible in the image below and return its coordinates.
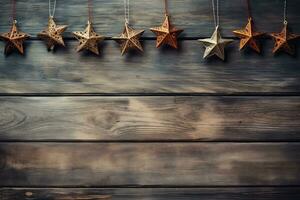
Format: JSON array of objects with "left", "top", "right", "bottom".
[
  {"left": 49, "top": 0, "right": 56, "bottom": 18},
  {"left": 11, "top": 0, "right": 16, "bottom": 23},
  {"left": 124, "top": 0, "right": 130, "bottom": 23},
  {"left": 283, "top": 0, "right": 287, "bottom": 24},
  {"left": 164, "top": 0, "right": 169, "bottom": 16},
  {"left": 88, "top": 0, "right": 93, "bottom": 22},
  {"left": 212, "top": 0, "right": 219, "bottom": 27},
  {"left": 246, "top": 0, "right": 252, "bottom": 18}
]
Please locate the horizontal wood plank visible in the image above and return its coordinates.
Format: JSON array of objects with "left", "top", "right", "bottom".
[
  {"left": 0, "top": 143, "right": 300, "bottom": 186},
  {"left": 2, "top": 187, "right": 300, "bottom": 200},
  {"left": 0, "top": 0, "right": 299, "bottom": 37},
  {"left": 0, "top": 96, "right": 300, "bottom": 141},
  {"left": 0, "top": 40, "right": 299, "bottom": 93}
]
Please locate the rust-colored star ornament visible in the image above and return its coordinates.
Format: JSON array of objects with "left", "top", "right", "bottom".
[
  {"left": 113, "top": 22, "right": 144, "bottom": 55},
  {"left": 73, "top": 21, "right": 105, "bottom": 55},
  {"left": 233, "top": 17, "right": 264, "bottom": 53},
  {"left": 199, "top": 26, "right": 233, "bottom": 60},
  {"left": 269, "top": 22, "right": 300, "bottom": 55},
  {"left": 37, "top": 17, "right": 68, "bottom": 50},
  {"left": 150, "top": 15, "right": 183, "bottom": 49},
  {"left": 0, "top": 21, "right": 29, "bottom": 55}
]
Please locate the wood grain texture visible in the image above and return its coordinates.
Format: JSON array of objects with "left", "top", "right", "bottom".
[
  {"left": 0, "top": 0, "right": 299, "bottom": 37},
  {"left": 1, "top": 143, "right": 300, "bottom": 186},
  {"left": 0, "top": 96, "right": 300, "bottom": 141},
  {"left": 2, "top": 187, "right": 300, "bottom": 200},
  {"left": 0, "top": 40, "right": 299, "bottom": 93},
  {"left": 0, "top": 0, "right": 300, "bottom": 198}
]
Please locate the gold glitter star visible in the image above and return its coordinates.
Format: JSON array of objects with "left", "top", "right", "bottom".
[
  {"left": 150, "top": 15, "right": 183, "bottom": 49},
  {"left": 269, "top": 22, "right": 300, "bottom": 55},
  {"left": 233, "top": 17, "right": 264, "bottom": 53},
  {"left": 37, "top": 17, "right": 68, "bottom": 50},
  {"left": 113, "top": 22, "right": 144, "bottom": 55},
  {"left": 199, "top": 26, "right": 233, "bottom": 60},
  {"left": 0, "top": 21, "right": 29, "bottom": 55},
  {"left": 73, "top": 21, "right": 105, "bottom": 55}
]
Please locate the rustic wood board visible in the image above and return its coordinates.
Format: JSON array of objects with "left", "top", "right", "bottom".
[
  {"left": 1, "top": 0, "right": 300, "bottom": 198},
  {"left": 2, "top": 187, "right": 300, "bottom": 200},
  {"left": 0, "top": 96, "right": 299, "bottom": 141},
  {"left": 1, "top": 143, "right": 300, "bottom": 186},
  {"left": 0, "top": 0, "right": 299, "bottom": 37},
  {"left": 0, "top": 40, "right": 299, "bottom": 94}
]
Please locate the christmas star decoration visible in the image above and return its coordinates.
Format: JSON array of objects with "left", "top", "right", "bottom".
[
  {"left": 150, "top": 15, "right": 183, "bottom": 49},
  {"left": 113, "top": 22, "right": 144, "bottom": 55},
  {"left": 199, "top": 26, "right": 233, "bottom": 60},
  {"left": 0, "top": 21, "right": 29, "bottom": 55},
  {"left": 233, "top": 17, "right": 264, "bottom": 53},
  {"left": 269, "top": 22, "right": 300, "bottom": 55},
  {"left": 73, "top": 21, "right": 105, "bottom": 55},
  {"left": 37, "top": 17, "right": 68, "bottom": 50}
]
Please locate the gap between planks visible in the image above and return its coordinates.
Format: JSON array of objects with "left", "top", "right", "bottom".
[
  {"left": 3, "top": 184, "right": 300, "bottom": 189},
  {"left": 1, "top": 92, "right": 300, "bottom": 97},
  {"left": 1, "top": 140, "right": 300, "bottom": 143},
  {"left": 2, "top": 185, "right": 300, "bottom": 189}
]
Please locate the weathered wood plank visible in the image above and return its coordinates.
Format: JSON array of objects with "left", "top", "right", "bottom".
[
  {"left": 0, "top": 96, "right": 300, "bottom": 141},
  {"left": 0, "top": 143, "right": 300, "bottom": 186},
  {"left": 2, "top": 187, "right": 300, "bottom": 200},
  {"left": 0, "top": 0, "right": 299, "bottom": 37},
  {"left": 0, "top": 40, "right": 299, "bottom": 93}
]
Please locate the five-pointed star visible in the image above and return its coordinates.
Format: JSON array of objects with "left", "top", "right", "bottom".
[
  {"left": 269, "top": 23, "right": 300, "bottom": 55},
  {"left": 113, "top": 22, "right": 144, "bottom": 55},
  {"left": 0, "top": 21, "right": 29, "bottom": 55},
  {"left": 37, "top": 17, "right": 68, "bottom": 50},
  {"left": 199, "top": 26, "right": 233, "bottom": 60},
  {"left": 233, "top": 17, "right": 264, "bottom": 53},
  {"left": 150, "top": 15, "right": 183, "bottom": 49},
  {"left": 73, "top": 21, "right": 105, "bottom": 55}
]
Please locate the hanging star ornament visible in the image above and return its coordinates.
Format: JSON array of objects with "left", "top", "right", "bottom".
[
  {"left": 269, "top": 22, "right": 300, "bottom": 55},
  {"left": 37, "top": 17, "right": 68, "bottom": 50},
  {"left": 113, "top": 22, "right": 144, "bottom": 55},
  {"left": 73, "top": 21, "right": 105, "bottom": 55},
  {"left": 199, "top": 26, "right": 233, "bottom": 60},
  {"left": 150, "top": 15, "right": 183, "bottom": 49},
  {"left": 233, "top": 17, "right": 264, "bottom": 53},
  {"left": 0, "top": 21, "right": 29, "bottom": 55}
]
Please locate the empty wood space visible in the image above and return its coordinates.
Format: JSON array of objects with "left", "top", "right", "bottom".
[
  {"left": 0, "top": 41, "right": 299, "bottom": 94},
  {"left": 0, "top": 0, "right": 300, "bottom": 199},
  {"left": 1, "top": 143, "right": 300, "bottom": 186},
  {"left": 1, "top": 187, "right": 300, "bottom": 200},
  {"left": 0, "top": 96, "right": 299, "bottom": 141}
]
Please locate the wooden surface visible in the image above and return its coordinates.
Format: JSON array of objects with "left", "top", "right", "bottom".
[
  {"left": 2, "top": 188, "right": 300, "bottom": 200},
  {"left": 0, "top": 0, "right": 300, "bottom": 38},
  {"left": 1, "top": 0, "right": 300, "bottom": 199},
  {"left": 0, "top": 96, "right": 299, "bottom": 141},
  {"left": 0, "top": 40, "right": 299, "bottom": 94},
  {"left": 1, "top": 143, "right": 300, "bottom": 186}
]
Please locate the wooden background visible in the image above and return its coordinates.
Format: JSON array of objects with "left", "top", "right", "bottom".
[{"left": 0, "top": 0, "right": 300, "bottom": 199}]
